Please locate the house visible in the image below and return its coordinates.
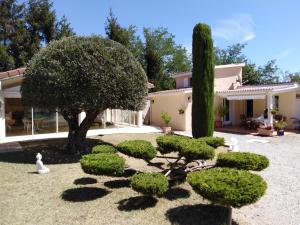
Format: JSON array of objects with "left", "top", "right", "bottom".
[
  {"left": 148, "top": 63, "right": 300, "bottom": 131},
  {"left": 0, "top": 68, "right": 148, "bottom": 140}
]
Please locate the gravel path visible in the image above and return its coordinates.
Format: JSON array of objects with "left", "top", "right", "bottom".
[{"left": 214, "top": 132, "right": 300, "bottom": 225}]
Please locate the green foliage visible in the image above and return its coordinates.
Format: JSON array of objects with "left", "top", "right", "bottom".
[
  {"left": 198, "top": 137, "right": 225, "bottom": 148},
  {"left": 274, "top": 119, "right": 287, "bottom": 130},
  {"left": 0, "top": 0, "right": 75, "bottom": 71},
  {"left": 130, "top": 172, "right": 169, "bottom": 196},
  {"left": 21, "top": 36, "right": 148, "bottom": 111},
  {"left": 187, "top": 168, "right": 267, "bottom": 208},
  {"left": 192, "top": 23, "right": 214, "bottom": 138},
  {"left": 217, "top": 152, "right": 269, "bottom": 171},
  {"left": 92, "top": 145, "right": 116, "bottom": 154},
  {"left": 156, "top": 135, "right": 189, "bottom": 154},
  {"left": 80, "top": 153, "right": 125, "bottom": 176},
  {"left": 160, "top": 112, "right": 172, "bottom": 125},
  {"left": 179, "top": 139, "right": 215, "bottom": 161},
  {"left": 0, "top": 45, "right": 14, "bottom": 71},
  {"left": 117, "top": 140, "right": 157, "bottom": 161},
  {"left": 215, "top": 104, "right": 228, "bottom": 119}
]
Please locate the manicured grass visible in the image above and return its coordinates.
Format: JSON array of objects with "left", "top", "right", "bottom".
[{"left": 0, "top": 133, "right": 245, "bottom": 225}]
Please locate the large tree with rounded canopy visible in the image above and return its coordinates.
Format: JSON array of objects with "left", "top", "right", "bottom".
[{"left": 21, "top": 36, "right": 148, "bottom": 154}]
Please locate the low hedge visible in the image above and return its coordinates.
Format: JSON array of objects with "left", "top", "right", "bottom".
[
  {"left": 117, "top": 140, "right": 157, "bottom": 161},
  {"left": 217, "top": 152, "right": 269, "bottom": 171},
  {"left": 187, "top": 168, "right": 267, "bottom": 208},
  {"left": 179, "top": 139, "right": 215, "bottom": 161},
  {"left": 156, "top": 135, "right": 190, "bottom": 154},
  {"left": 80, "top": 153, "right": 125, "bottom": 176},
  {"left": 92, "top": 145, "right": 116, "bottom": 154},
  {"left": 198, "top": 137, "right": 225, "bottom": 148},
  {"left": 130, "top": 172, "right": 169, "bottom": 196}
]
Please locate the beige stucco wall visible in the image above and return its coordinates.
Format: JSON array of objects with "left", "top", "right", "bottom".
[
  {"left": 277, "top": 91, "right": 296, "bottom": 128},
  {"left": 149, "top": 94, "right": 191, "bottom": 130},
  {"left": 175, "top": 66, "right": 243, "bottom": 91},
  {"left": 253, "top": 99, "right": 266, "bottom": 117}
]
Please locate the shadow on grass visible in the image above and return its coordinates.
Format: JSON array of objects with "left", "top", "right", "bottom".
[
  {"left": 61, "top": 187, "right": 110, "bottom": 202},
  {"left": 122, "top": 168, "right": 138, "bottom": 177},
  {"left": 166, "top": 204, "right": 238, "bottom": 225},
  {"left": 163, "top": 187, "right": 190, "bottom": 201},
  {"left": 74, "top": 177, "right": 97, "bottom": 185},
  {"left": 104, "top": 179, "right": 130, "bottom": 189},
  {"left": 0, "top": 138, "right": 109, "bottom": 164},
  {"left": 117, "top": 196, "right": 158, "bottom": 211}
]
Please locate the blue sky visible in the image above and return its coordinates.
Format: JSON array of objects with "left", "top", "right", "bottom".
[{"left": 51, "top": 0, "right": 299, "bottom": 72}]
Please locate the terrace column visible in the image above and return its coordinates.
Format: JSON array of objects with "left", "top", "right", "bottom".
[
  {"left": 0, "top": 90, "right": 5, "bottom": 139},
  {"left": 137, "top": 111, "right": 143, "bottom": 127},
  {"left": 267, "top": 93, "right": 273, "bottom": 126}
]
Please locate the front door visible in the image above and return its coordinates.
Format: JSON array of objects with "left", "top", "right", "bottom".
[{"left": 246, "top": 100, "right": 253, "bottom": 117}]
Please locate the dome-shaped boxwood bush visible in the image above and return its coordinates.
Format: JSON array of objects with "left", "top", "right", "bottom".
[
  {"left": 80, "top": 153, "right": 125, "bottom": 176},
  {"left": 92, "top": 145, "right": 116, "bottom": 154},
  {"left": 130, "top": 173, "right": 169, "bottom": 196},
  {"left": 187, "top": 168, "right": 267, "bottom": 208},
  {"left": 198, "top": 136, "right": 225, "bottom": 148},
  {"left": 217, "top": 152, "right": 269, "bottom": 171},
  {"left": 117, "top": 140, "right": 157, "bottom": 161},
  {"left": 179, "top": 139, "right": 215, "bottom": 161},
  {"left": 156, "top": 135, "right": 190, "bottom": 154}
]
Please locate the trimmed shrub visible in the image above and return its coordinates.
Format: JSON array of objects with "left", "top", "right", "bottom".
[
  {"left": 130, "top": 172, "right": 169, "bottom": 196},
  {"left": 192, "top": 23, "right": 214, "bottom": 138},
  {"left": 92, "top": 145, "right": 116, "bottom": 154},
  {"left": 156, "top": 135, "right": 189, "bottom": 154},
  {"left": 179, "top": 139, "right": 215, "bottom": 161},
  {"left": 117, "top": 140, "right": 157, "bottom": 161},
  {"left": 198, "top": 137, "right": 225, "bottom": 148},
  {"left": 80, "top": 153, "right": 125, "bottom": 176},
  {"left": 187, "top": 168, "right": 267, "bottom": 208},
  {"left": 217, "top": 152, "right": 269, "bottom": 171}
]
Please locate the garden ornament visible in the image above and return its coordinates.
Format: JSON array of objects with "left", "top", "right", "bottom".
[
  {"left": 36, "top": 153, "right": 50, "bottom": 174},
  {"left": 229, "top": 137, "right": 239, "bottom": 152}
]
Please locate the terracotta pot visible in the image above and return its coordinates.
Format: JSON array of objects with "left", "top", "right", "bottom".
[
  {"left": 162, "top": 126, "right": 172, "bottom": 134},
  {"left": 215, "top": 121, "right": 222, "bottom": 128}
]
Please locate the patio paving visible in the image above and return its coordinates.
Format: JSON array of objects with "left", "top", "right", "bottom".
[{"left": 176, "top": 130, "right": 300, "bottom": 225}]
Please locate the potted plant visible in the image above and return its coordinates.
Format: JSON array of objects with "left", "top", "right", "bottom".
[
  {"left": 214, "top": 104, "right": 228, "bottom": 128},
  {"left": 271, "top": 108, "right": 278, "bottom": 116},
  {"left": 160, "top": 112, "right": 172, "bottom": 133},
  {"left": 274, "top": 119, "right": 287, "bottom": 136}
]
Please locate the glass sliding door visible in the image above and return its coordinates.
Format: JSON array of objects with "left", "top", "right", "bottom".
[
  {"left": 5, "top": 98, "right": 32, "bottom": 136},
  {"left": 33, "top": 108, "right": 56, "bottom": 134}
]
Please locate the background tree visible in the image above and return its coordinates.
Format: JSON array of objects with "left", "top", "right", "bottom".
[
  {"left": 214, "top": 43, "right": 280, "bottom": 84},
  {"left": 105, "top": 10, "right": 191, "bottom": 92},
  {"left": 0, "top": 0, "right": 75, "bottom": 72},
  {"left": 192, "top": 23, "right": 214, "bottom": 138},
  {"left": 0, "top": 45, "right": 14, "bottom": 71},
  {"left": 21, "top": 36, "right": 148, "bottom": 154}
]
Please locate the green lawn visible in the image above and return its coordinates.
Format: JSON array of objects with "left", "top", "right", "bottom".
[{"left": 0, "top": 133, "right": 245, "bottom": 225}]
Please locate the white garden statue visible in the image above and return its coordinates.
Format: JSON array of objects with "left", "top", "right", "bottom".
[
  {"left": 36, "top": 153, "right": 50, "bottom": 174},
  {"left": 229, "top": 137, "right": 239, "bottom": 152}
]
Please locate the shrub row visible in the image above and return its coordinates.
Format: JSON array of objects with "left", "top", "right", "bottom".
[
  {"left": 187, "top": 167, "right": 267, "bottom": 208},
  {"left": 156, "top": 135, "right": 190, "bottom": 154},
  {"left": 117, "top": 140, "right": 157, "bottom": 161},
  {"left": 80, "top": 153, "right": 125, "bottom": 176},
  {"left": 198, "top": 137, "right": 225, "bottom": 148},
  {"left": 179, "top": 139, "right": 215, "bottom": 161},
  {"left": 92, "top": 144, "right": 116, "bottom": 154},
  {"left": 130, "top": 172, "right": 169, "bottom": 196},
  {"left": 217, "top": 152, "right": 269, "bottom": 171}
]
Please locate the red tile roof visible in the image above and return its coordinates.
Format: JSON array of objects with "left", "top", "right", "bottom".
[{"left": 0, "top": 68, "right": 26, "bottom": 80}]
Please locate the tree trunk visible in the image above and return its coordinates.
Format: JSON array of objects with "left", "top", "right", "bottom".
[{"left": 62, "top": 109, "right": 101, "bottom": 154}]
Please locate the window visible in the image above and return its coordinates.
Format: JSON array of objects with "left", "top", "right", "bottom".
[
  {"left": 183, "top": 78, "right": 188, "bottom": 88},
  {"left": 246, "top": 100, "right": 253, "bottom": 117},
  {"left": 274, "top": 96, "right": 279, "bottom": 110}
]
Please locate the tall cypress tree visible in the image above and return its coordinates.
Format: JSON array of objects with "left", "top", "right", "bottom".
[{"left": 192, "top": 23, "right": 214, "bottom": 138}]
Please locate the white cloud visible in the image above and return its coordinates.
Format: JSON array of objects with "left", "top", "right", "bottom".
[
  {"left": 213, "top": 14, "right": 255, "bottom": 43},
  {"left": 274, "top": 49, "right": 295, "bottom": 60}
]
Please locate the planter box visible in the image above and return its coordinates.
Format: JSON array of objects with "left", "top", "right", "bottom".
[
  {"left": 162, "top": 127, "right": 172, "bottom": 134},
  {"left": 257, "top": 128, "right": 274, "bottom": 136}
]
